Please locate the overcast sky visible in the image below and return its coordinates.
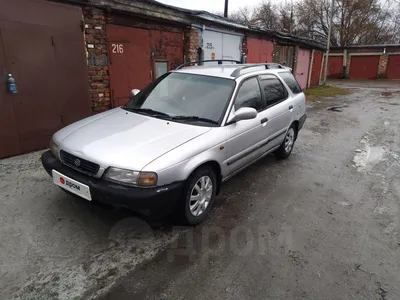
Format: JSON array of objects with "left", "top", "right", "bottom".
[{"left": 157, "top": 0, "right": 262, "bottom": 14}]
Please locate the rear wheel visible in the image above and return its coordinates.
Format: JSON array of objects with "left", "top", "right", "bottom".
[
  {"left": 274, "top": 124, "right": 297, "bottom": 159},
  {"left": 178, "top": 167, "right": 217, "bottom": 225}
]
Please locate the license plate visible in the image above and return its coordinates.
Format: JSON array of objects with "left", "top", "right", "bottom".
[{"left": 52, "top": 170, "right": 92, "bottom": 201}]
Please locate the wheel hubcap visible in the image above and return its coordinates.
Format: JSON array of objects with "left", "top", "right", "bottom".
[
  {"left": 189, "top": 176, "right": 213, "bottom": 217},
  {"left": 285, "top": 128, "right": 295, "bottom": 153}
]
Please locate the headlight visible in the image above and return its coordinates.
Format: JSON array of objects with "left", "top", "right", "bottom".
[
  {"left": 104, "top": 168, "right": 158, "bottom": 187},
  {"left": 104, "top": 167, "right": 139, "bottom": 185},
  {"left": 50, "top": 140, "right": 59, "bottom": 157}
]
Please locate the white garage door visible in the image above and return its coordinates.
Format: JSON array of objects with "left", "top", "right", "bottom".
[{"left": 202, "top": 30, "right": 242, "bottom": 64}]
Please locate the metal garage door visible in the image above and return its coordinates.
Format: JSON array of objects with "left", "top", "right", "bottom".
[
  {"left": 386, "top": 55, "right": 400, "bottom": 79},
  {"left": 202, "top": 30, "right": 242, "bottom": 63},
  {"left": 310, "top": 51, "right": 323, "bottom": 87},
  {"left": 246, "top": 37, "right": 273, "bottom": 63},
  {"left": 0, "top": 0, "right": 90, "bottom": 158},
  {"left": 107, "top": 24, "right": 183, "bottom": 107},
  {"left": 296, "top": 48, "right": 311, "bottom": 90},
  {"left": 323, "top": 56, "right": 343, "bottom": 79},
  {"left": 349, "top": 56, "right": 380, "bottom": 79}
]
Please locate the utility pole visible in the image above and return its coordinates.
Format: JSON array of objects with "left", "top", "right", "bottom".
[
  {"left": 289, "top": 0, "right": 293, "bottom": 34},
  {"left": 224, "top": 0, "right": 229, "bottom": 17},
  {"left": 323, "top": 0, "right": 334, "bottom": 85}
]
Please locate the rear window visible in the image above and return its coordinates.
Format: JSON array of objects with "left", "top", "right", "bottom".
[
  {"left": 279, "top": 72, "right": 302, "bottom": 94},
  {"left": 258, "top": 75, "right": 288, "bottom": 107}
]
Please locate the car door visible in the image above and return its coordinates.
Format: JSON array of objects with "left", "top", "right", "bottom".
[
  {"left": 258, "top": 74, "right": 293, "bottom": 150},
  {"left": 224, "top": 77, "right": 271, "bottom": 176}
]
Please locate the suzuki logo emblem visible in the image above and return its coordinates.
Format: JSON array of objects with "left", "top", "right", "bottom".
[{"left": 74, "top": 159, "right": 81, "bottom": 167}]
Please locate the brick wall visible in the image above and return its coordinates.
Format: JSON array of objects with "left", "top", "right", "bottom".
[
  {"left": 184, "top": 28, "right": 200, "bottom": 62},
  {"left": 82, "top": 7, "right": 111, "bottom": 113},
  {"left": 378, "top": 55, "right": 389, "bottom": 78}
]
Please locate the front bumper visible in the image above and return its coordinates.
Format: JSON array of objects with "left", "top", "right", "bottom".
[{"left": 41, "top": 150, "right": 184, "bottom": 216}]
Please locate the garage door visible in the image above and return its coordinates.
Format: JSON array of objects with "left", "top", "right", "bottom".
[
  {"left": 202, "top": 30, "right": 242, "bottom": 63},
  {"left": 0, "top": 0, "right": 90, "bottom": 158},
  {"left": 386, "top": 55, "right": 400, "bottom": 79},
  {"left": 246, "top": 37, "right": 273, "bottom": 63},
  {"left": 296, "top": 48, "right": 311, "bottom": 90},
  {"left": 310, "top": 51, "right": 323, "bottom": 87},
  {"left": 107, "top": 24, "right": 183, "bottom": 107},
  {"left": 321, "top": 56, "right": 343, "bottom": 79},
  {"left": 349, "top": 56, "right": 380, "bottom": 79}
]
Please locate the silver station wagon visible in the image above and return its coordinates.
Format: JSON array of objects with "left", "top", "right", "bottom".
[{"left": 42, "top": 61, "right": 306, "bottom": 224}]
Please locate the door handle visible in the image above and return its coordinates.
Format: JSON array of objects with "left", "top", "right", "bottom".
[
  {"left": 289, "top": 105, "right": 293, "bottom": 110},
  {"left": 260, "top": 117, "right": 268, "bottom": 124}
]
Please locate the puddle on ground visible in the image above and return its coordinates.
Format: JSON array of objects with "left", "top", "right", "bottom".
[
  {"left": 381, "top": 91, "right": 400, "bottom": 97},
  {"left": 353, "top": 136, "right": 385, "bottom": 172}
]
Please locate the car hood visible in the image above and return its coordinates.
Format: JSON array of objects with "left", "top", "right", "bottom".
[{"left": 54, "top": 108, "right": 211, "bottom": 171}]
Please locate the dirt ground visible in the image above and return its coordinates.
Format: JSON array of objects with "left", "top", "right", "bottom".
[{"left": 1, "top": 80, "right": 400, "bottom": 300}]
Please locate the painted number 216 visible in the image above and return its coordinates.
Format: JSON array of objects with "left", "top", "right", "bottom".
[{"left": 112, "top": 44, "right": 124, "bottom": 54}]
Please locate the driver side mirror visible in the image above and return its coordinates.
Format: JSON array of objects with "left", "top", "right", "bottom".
[
  {"left": 227, "top": 107, "right": 257, "bottom": 124},
  {"left": 131, "top": 89, "right": 140, "bottom": 96}
]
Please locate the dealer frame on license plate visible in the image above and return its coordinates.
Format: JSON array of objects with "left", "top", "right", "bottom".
[{"left": 52, "top": 170, "right": 92, "bottom": 201}]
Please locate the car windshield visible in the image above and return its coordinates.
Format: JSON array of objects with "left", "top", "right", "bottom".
[{"left": 124, "top": 72, "right": 236, "bottom": 125}]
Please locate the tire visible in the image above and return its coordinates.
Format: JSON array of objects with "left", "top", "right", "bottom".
[
  {"left": 274, "top": 124, "right": 297, "bottom": 159},
  {"left": 177, "top": 166, "right": 217, "bottom": 225}
]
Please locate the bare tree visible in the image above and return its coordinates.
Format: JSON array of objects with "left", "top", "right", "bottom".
[
  {"left": 252, "top": 1, "right": 280, "bottom": 30},
  {"left": 226, "top": 0, "right": 400, "bottom": 46},
  {"left": 278, "top": 1, "right": 295, "bottom": 33},
  {"left": 295, "top": 0, "right": 400, "bottom": 46},
  {"left": 229, "top": 6, "right": 253, "bottom": 25}
]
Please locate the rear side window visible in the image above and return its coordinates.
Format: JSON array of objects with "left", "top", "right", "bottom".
[
  {"left": 234, "top": 77, "right": 265, "bottom": 111},
  {"left": 259, "top": 74, "right": 288, "bottom": 107},
  {"left": 279, "top": 72, "right": 302, "bottom": 94}
]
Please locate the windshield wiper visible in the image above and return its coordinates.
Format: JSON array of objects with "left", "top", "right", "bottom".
[
  {"left": 123, "top": 107, "right": 170, "bottom": 117},
  {"left": 170, "top": 115, "right": 219, "bottom": 125}
]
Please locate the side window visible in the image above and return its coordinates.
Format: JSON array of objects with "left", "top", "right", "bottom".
[
  {"left": 259, "top": 75, "right": 288, "bottom": 107},
  {"left": 279, "top": 72, "right": 302, "bottom": 94},
  {"left": 234, "top": 78, "right": 265, "bottom": 111}
]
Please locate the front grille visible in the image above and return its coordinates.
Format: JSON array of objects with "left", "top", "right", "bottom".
[{"left": 60, "top": 150, "right": 100, "bottom": 176}]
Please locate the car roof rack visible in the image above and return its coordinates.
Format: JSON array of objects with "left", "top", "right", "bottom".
[
  {"left": 230, "top": 63, "right": 287, "bottom": 77},
  {"left": 175, "top": 59, "right": 242, "bottom": 70}
]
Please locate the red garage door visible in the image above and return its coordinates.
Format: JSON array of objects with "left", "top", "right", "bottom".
[
  {"left": 321, "top": 56, "right": 343, "bottom": 79},
  {"left": 349, "top": 56, "right": 380, "bottom": 79},
  {"left": 310, "top": 51, "right": 323, "bottom": 87},
  {"left": 246, "top": 37, "right": 273, "bottom": 63},
  {"left": 327, "top": 56, "right": 343, "bottom": 79},
  {"left": 386, "top": 55, "right": 400, "bottom": 79},
  {"left": 107, "top": 24, "right": 183, "bottom": 107},
  {"left": 0, "top": 0, "right": 90, "bottom": 158}
]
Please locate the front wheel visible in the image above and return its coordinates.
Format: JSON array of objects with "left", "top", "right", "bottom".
[
  {"left": 177, "top": 167, "right": 217, "bottom": 225},
  {"left": 274, "top": 124, "right": 297, "bottom": 159}
]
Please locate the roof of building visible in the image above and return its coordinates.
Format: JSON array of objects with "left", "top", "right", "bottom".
[
  {"left": 74, "top": 0, "right": 325, "bottom": 50},
  {"left": 332, "top": 44, "right": 400, "bottom": 49},
  {"left": 143, "top": 0, "right": 326, "bottom": 50}
]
